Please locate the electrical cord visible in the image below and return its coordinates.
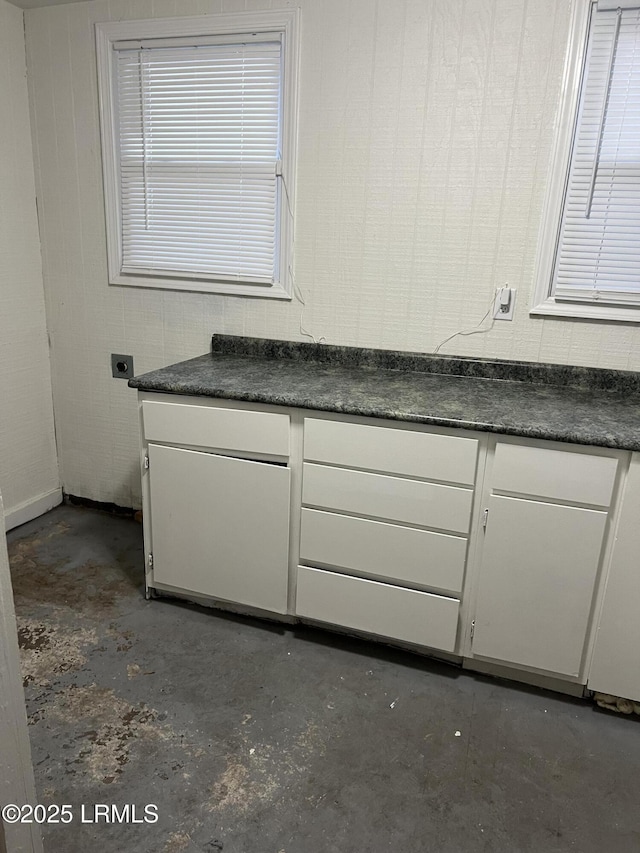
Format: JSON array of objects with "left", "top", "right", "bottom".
[
  {"left": 432, "top": 288, "right": 499, "bottom": 354},
  {"left": 280, "top": 167, "right": 326, "bottom": 345}
]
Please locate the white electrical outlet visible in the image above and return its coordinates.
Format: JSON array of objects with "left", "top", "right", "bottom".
[{"left": 493, "top": 286, "right": 516, "bottom": 321}]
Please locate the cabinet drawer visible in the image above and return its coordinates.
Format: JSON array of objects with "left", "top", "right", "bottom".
[
  {"left": 302, "top": 463, "right": 473, "bottom": 533},
  {"left": 300, "top": 508, "right": 466, "bottom": 595},
  {"left": 492, "top": 442, "right": 617, "bottom": 507},
  {"left": 142, "top": 400, "right": 289, "bottom": 457},
  {"left": 304, "top": 418, "right": 478, "bottom": 485},
  {"left": 296, "top": 566, "right": 460, "bottom": 652}
]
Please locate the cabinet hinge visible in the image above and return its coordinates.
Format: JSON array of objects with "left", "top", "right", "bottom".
[
  {"left": 470, "top": 620, "right": 475, "bottom": 641},
  {"left": 148, "top": 553, "right": 153, "bottom": 569},
  {"left": 144, "top": 455, "right": 149, "bottom": 470},
  {"left": 482, "top": 508, "right": 489, "bottom": 530}
]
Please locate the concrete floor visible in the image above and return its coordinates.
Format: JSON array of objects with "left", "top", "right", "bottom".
[{"left": 7, "top": 505, "right": 640, "bottom": 853}]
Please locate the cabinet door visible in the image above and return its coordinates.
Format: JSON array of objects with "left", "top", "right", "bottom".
[
  {"left": 148, "top": 443, "right": 290, "bottom": 614},
  {"left": 472, "top": 495, "right": 607, "bottom": 677}
]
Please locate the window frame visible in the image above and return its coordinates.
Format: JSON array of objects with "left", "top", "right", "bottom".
[
  {"left": 531, "top": 0, "right": 640, "bottom": 323},
  {"left": 95, "top": 9, "right": 299, "bottom": 300}
]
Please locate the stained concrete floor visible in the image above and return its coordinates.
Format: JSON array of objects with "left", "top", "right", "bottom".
[{"left": 6, "top": 504, "right": 640, "bottom": 853}]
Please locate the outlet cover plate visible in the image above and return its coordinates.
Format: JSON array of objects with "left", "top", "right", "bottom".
[
  {"left": 111, "top": 353, "right": 134, "bottom": 379},
  {"left": 493, "top": 287, "right": 516, "bottom": 321}
]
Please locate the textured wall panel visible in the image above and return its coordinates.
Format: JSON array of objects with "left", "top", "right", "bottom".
[
  {"left": 0, "top": 0, "right": 59, "bottom": 521},
  {"left": 23, "top": 0, "right": 640, "bottom": 507}
]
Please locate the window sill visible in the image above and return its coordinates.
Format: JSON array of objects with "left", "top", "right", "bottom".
[
  {"left": 530, "top": 297, "right": 640, "bottom": 324},
  {"left": 109, "top": 273, "right": 292, "bottom": 300}
]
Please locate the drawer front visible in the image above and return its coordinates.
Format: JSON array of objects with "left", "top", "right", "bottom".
[
  {"left": 492, "top": 442, "right": 617, "bottom": 507},
  {"left": 296, "top": 566, "right": 460, "bottom": 652},
  {"left": 300, "top": 508, "right": 466, "bottom": 595},
  {"left": 302, "top": 463, "right": 473, "bottom": 533},
  {"left": 304, "top": 418, "right": 478, "bottom": 485},
  {"left": 142, "top": 399, "right": 290, "bottom": 457}
]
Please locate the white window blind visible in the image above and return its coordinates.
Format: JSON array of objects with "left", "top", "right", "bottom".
[
  {"left": 553, "top": 3, "right": 640, "bottom": 306},
  {"left": 114, "top": 37, "right": 282, "bottom": 284}
]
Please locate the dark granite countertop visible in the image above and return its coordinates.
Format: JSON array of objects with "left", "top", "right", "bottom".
[{"left": 129, "top": 335, "right": 640, "bottom": 451}]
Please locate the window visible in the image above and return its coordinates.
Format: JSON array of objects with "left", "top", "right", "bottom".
[
  {"left": 95, "top": 11, "right": 299, "bottom": 299},
  {"left": 532, "top": 0, "right": 640, "bottom": 321}
]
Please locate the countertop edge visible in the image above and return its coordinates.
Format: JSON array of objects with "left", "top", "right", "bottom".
[
  {"left": 128, "top": 338, "right": 640, "bottom": 453},
  {"left": 128, "top": 380, "right": 638, "bottom": 453}
]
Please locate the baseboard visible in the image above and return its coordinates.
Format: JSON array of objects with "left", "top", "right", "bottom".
[{"left": 4, "top": 488, "right": 63, "bottom": 532}]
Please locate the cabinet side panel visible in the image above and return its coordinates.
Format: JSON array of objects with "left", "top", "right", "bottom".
[{"left": 588, "top": 453, "right": 640, "bottom": 701}]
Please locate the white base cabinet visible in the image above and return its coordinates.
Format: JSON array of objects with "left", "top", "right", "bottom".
[
  {"left": 140, "top": 396, "right": 292, "bottom": 614},
  {"left": 137, "top": 393, "right": 633, "bottom": 696},
  {"left": 470, "top": 441, "right": 619, "bottom": 681},
  {"left": 297, "top": 417, "right": 477, "bottom": 653}
]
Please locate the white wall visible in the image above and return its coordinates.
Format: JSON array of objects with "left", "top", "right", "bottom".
[
  {"left": 23, "top": 0, "right": 640, "bottom": 507},
  {"left": 0, "top": 0, "right": 60, "bottom": 528}
]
